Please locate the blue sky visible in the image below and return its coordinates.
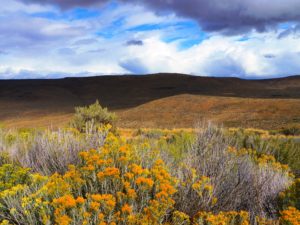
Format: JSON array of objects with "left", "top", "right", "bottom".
[{"left": 0, "top": 0, "right": 300, "bottom": 79}]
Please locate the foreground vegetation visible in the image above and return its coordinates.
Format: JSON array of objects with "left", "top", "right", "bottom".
[{"left": 0, "top": 103, "right": 299, "bottom": 224}]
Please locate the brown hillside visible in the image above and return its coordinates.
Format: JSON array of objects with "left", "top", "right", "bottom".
[{"left": 0, "top": 73, "right": 299, "bottom": 129}]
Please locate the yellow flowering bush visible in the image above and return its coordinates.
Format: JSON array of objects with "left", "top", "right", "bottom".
[
  {"left": 0, "top": 179, "right": 47, "bottom": 223},
  {"left": 174, "top": 166, "right": 218, "bottom": 216},
  {"left": 193, "top": 211, "right": 249, "bottom": 225},
  {"left": 255, "top": 217, "right": 279, "bottom": 225},
  {"left": 0, "top": 132, "right": 177, "bottom": 224},
  {"left": 0, "top": 164, "right": 31, "bottom": 192},
  {"left": 192, "top": 176, "right": 214, "bottom": 198},
  {"left": 171, "top": 211, "right": 190, "bottom": 225},
  {"left": 280, "top": 207, "right": 300, "bottom": 225}
]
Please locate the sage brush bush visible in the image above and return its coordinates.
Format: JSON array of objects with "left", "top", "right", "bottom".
[
  {"left": 0, "top": 125, "right": 109, "bottom": 175},
  {"left": 70, "top": 100, "right": 116, "bottom": 132},
  {"left": 164, "top": 123, "right": 292, "bottom": 220}
]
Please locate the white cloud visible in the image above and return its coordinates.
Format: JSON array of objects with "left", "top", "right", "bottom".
[{"left": 119, "top": 31, "right": 300, "bottom": 78}]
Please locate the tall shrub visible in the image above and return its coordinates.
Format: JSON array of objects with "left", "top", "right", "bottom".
[{"left": 71, "top": 101, "right": 116, "bottom": 132}]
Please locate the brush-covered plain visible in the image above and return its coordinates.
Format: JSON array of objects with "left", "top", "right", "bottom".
[{"left": 0, "top": 102, "right": 299, "bottom": 225}]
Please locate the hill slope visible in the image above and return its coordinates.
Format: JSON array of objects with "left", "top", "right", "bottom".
[{"left": 0, "top": 73, "right": 300, "bottom": 129}]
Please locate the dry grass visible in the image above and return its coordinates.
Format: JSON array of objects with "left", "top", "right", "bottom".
[{"left": 118, "top": 94, "right": 300, "bottom": 129}]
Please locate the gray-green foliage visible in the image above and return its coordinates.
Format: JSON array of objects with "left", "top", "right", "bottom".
[
  {"left": 0, "top": 126, "right": 109, "bottom": 175},
  {"left": 168, "top": 124, "right": 291, "bottom": 220},
  {"left": 230, "top": 129, "right": 300, "bottom": 177},
  {"left": 71, "top": 100, "right": 116, "bottom": 132}
]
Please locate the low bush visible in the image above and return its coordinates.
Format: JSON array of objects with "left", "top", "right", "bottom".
[
  {"left": 70, "top": 101, "right": 116, "bottom": 133},
  {"left": 167, "top": 123, "right": 292, "bottom": 221}
]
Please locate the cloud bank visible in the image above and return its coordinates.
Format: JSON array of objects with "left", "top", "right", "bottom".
[{"left": 21, "top": 0, "right": 300, "bottom": 34}]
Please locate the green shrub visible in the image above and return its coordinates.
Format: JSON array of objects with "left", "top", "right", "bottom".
[
  {"left": 71, "top": 100, "right": 116, "bottom": 132},
  {"left": 158, "top": 131, "right": 195, "bottom": 162},
  {"left": 278, "top": 178, "right": 300, "bottom": 211}
]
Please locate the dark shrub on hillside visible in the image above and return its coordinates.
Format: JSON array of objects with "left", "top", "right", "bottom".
[{"left": 280, "top": 127, "right": 300, "bottom": 136}]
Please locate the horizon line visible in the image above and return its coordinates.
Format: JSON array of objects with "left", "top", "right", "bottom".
[{"left": 0, "top": 72, "right": 300, "bottom": 81}]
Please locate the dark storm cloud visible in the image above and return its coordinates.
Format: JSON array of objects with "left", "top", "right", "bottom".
[
  {"left": 19, "top": 0, "right": 300, "bottom": 35},
  {"left": 126, "top": 40, "right": 143, "bottom": 46},
  {"left": 140, "top": 0, "right": 300, "bottom": 35}
]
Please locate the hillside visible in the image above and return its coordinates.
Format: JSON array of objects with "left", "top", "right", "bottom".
[{"left": 0, "top": 73, "right": 300, "bottom": 129}]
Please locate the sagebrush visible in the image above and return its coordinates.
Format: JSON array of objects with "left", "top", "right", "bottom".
[{"left": 0, "top": 123, "right": 299, "bottom": 224}]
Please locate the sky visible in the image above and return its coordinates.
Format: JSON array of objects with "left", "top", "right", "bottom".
[{"left": 0, "top": 0, "right": 300, "bottom": 79}]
